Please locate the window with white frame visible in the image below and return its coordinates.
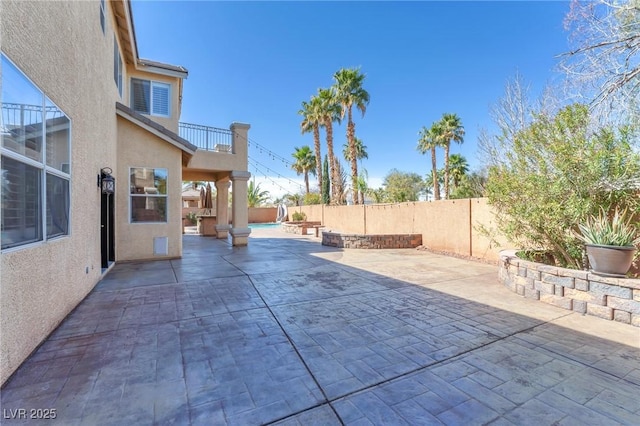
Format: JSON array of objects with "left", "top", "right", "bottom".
[
  {"left": 131, "top": 78, "right": 171, "bottom": 117},
  {"left": 114, "top": 36, "right": 123, "bottom": 96},
  {"left": 100, "top": 0, "right": 106, "bottom": 34},
  {"left": 130, "top": 167, "right": 167, "bottom": 223},
  {"left": 1, "top": 54, "right": 71, "bottom": 250}
]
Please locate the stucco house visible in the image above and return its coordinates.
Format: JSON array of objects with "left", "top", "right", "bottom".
[{"left": 1, "top": 0, "right": 251, "bottom": 385}]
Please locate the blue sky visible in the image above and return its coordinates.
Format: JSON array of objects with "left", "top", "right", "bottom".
[{"left": 132, "top": 0, "right": 571, "bottom": 198}]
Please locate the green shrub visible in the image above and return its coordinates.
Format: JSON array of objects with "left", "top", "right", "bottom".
[
  {"left": 303, "top": 193, "right": 322, "bottom": 205},
  {"left": 186, "top": 212, "right": 197, "bottom": 225},
  {"left": 291, "top": 211, "right": 307, "bottom": 221},
  {"left": 486, "top": 104, "right": 640, "bottom": 268}
]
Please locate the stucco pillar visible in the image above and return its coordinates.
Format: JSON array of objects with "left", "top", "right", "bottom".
[
  {"left": 215, "top": 178, "right": 231, "bottom": 239},
  {"left": 230, "top": 122, "right": 250, "bottom": 169},
  {"left": 230, "top": 171, "right": 251, "bottom": 246}
]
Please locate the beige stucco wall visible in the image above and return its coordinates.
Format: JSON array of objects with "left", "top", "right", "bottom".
[
  {"left": 126, "top": 68, "right": 182, "bottom": 133},
  {"left": 116, "top": 118, "right": 183, "bottom": 260},
  {"left": 298, "top": 199, "right": 504, "bottom": 262},
  {"left": 248, "top": 207, "right": 277, "bottom": 223},
  {"left": 1, "top": 0, "right": 121, "bottom": 385}
]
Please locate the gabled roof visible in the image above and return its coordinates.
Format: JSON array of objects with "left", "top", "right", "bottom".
[
  {"left": 115, "top": 102, "right": 196, "bottom": 165},
  {"left": 138, "top": 59, "right": 188, "bottom": 79},
  {"left": 113, "top": 1, "right": 188, "bottom": 78}
]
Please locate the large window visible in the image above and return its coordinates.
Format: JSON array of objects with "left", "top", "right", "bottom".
[
  {"left": 130, "top": 167, "right": 167, "bottom": 223},
  {"left": 114, "top": 36, "right": 123, "bottom": 97},
  {"left": 1, "top": 54, "right": 71, "bottom": 251},
  {"left": 100, "top": 0, "right": 106, "bottom": 34},
  {"left": 131, "top": 78, "right": 170, "bottom": 117}
]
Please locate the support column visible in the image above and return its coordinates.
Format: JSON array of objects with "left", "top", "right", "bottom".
[
  {"left": 230, "top": 122, "right": 250, "bottom": 169},
  {"left": 215, "top": 178, "right": 231, "bottom": 239},
  {"left": 230, "top": 170, "right": 251, "bottom": 246}
]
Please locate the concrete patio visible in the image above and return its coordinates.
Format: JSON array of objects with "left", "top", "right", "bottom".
[{"left": 1, "top": 227, "right": 639, "bottom": 425}]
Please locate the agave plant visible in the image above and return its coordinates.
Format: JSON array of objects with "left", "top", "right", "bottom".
[{"left": 575, "top": 208, "right": 640, "bottom": 247}]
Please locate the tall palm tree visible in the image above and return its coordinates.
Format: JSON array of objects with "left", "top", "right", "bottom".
[
  {"left": 448, "top": 153, "right": 469, "bottom": 190},
  {"left": 342, "top": 137, "right": 368, "bottom": 165},
  {"left": 417, "top": 123, "right": 442, "bottom": 200},
  {"left": 316, "top": 88, "right": 341, "bottom": 204},
  {"left": 438, "top": 113, "right": 465, "bottom": 199},
  {"left": 333, "top": 67, "right": 370, "bottom": 205},
  {"left": 298, "top": 96, "right": 323, "bottom": 193},
  {"left": 291, "top": 145, "right": 317, "bottom": 195}
]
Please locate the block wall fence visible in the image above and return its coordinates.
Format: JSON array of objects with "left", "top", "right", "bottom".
[{"left": 295, "top": 198, "right": 508, "bottom": 262}]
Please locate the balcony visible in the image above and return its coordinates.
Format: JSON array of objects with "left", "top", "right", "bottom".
[
  {"left": 179, "top": 122, "right": 233, "bottom": 153},
  {"left": 179, "top": 121, "right": 249, "bottom": 180}
]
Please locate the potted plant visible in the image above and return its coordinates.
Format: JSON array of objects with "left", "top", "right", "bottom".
[{"left": 575, "top": 208, "right": 640, "bottom": 277}]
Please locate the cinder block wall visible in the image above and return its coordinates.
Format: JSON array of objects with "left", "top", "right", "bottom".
[{"left": 298, "top": 198, "right": 506, "bottom": 262}]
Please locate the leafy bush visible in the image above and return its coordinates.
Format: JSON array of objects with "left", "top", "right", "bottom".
[
  {"left": 186, "top": 212, "right": 197, "bottom": 225},
  {"left": 486, "top": 104, "right": 640, "bottom": 268},
  {"left": 304, "top": 193, "right": 322, "bottom": 205},
  {"left": 291, "top": 211, "right": 307, "bottom": 221}
]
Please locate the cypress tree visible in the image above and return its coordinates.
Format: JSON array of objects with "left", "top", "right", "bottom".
[{"left": 322, "top": 155, "right": 330, "bottom": 204}]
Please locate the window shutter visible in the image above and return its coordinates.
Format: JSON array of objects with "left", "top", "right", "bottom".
[
  {"left": 152, "top": 83, "right": 170, "bottom": 116},
  {"left": 131, "top": 79, "right": 150, "bottom": 114}
]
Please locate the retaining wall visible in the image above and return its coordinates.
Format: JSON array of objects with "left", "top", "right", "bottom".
[
  {"left": 322, "top": 233, "right": 422, "bottom": 249},
  {"left": 499, "top": 250, "right": 640, "bottom": 327}
]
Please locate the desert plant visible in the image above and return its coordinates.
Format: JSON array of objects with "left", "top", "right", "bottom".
[
  {"left": 575, "top": 208, "right": 640, "bottom": 247},
  {"left": 486, "top": 104, "right": 640, "bottom": 268},
  {"left": 291, "top": 211, "right": 307, "bottom": 221},
  {"left": 186, "top": 212, "right": 197, "bottom": 225},
  {"left": 303, "top": 193, "right": 322, "bottom": 205}
]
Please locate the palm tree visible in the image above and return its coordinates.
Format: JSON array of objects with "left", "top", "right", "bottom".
[
  {"left": 438, "top": 113, "right": 465, "bottom": 199},
  {"left": 247, "top": 180, "right": 270, "bottom": 207},
  {"left": 342, "top": 137, "right": 368, "bottom": 165},
  {"left": 357, "top": 168, "right": 369, "bottom": 204},
  {"left": 285, "top": 193, "right": 303, "bottom": 207},
  {"left": 417, "top": 123, "right": 442, "bottom": 200},
  {"left": 291, "top": 145, "right": 317, "bottom": 194},
  {"left": 448, "top": 153, "right": 469, "bottom": 190},
  {"left": 316, "top": 88, "right": 341, "bottom": 204},
  {"left": 333, "top": 67, "right": 370, "bottom": 205},
  {"left": 298, "top": 96, "right": 323, "bottom": 193}
]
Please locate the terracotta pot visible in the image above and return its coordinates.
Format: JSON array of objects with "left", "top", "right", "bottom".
[{"left": 586, "top": 244, "right": 636, "bottom": 277}]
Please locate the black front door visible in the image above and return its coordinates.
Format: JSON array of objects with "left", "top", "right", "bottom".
[{"left": 100, "top": 191, "right": 115, "bottom": 269}]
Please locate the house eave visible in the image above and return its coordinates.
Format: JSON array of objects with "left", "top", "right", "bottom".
[{"left": 115, "top": 103, "right": 196, "bottom": 161}]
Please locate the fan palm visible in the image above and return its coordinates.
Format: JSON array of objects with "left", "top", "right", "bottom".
[
  {"left": 343, "top": 137, "right": 368, "bottom": 164},
  {"left": 316, "top": 88, "right": 341, "bottom": 204},
  {"left": 417, "top": 123, "right": 442, "bottom": 200},
  {"left": 298, "top": 97, "right": 323, "bottom": 193},
  {"left": 438, "top": 113, "right": 465, "bottom": 199},
  {"left": 448, "top": 153, "right": 469, "bottom": 190},
  {"left": 291, "top": 145, "right": 317, "bottom": 195},
  {"left": 333, "top": 67, "right": 370, "bottom": 204}
]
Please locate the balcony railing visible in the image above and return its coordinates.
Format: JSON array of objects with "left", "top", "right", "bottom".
[
  {"left": 179, "top": 122, "right": 233, "bottom": 153},
  {"left": 2, "top": 103, "right": 65, "bottom": 133}
]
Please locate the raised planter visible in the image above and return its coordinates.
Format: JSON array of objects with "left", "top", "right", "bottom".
[
  {"left": 322, "top": 232, "right": 422, "bottom": 249},
  {"left": 499, "top": 250, "right": 640, "bottom": 327},
  {"left": 281, "top": 221, "right": 321, "bottom": 235}
]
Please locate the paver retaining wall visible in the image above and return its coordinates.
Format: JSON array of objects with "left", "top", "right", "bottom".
[
  {"left": 499, "top": 250, "right": 640, "bottom": 327},
  {"left": 281, "top": 221, "right": 321, "bottom": 235},
  {"left": 323, "top": 232, "right": 422, "bottom": 249}
]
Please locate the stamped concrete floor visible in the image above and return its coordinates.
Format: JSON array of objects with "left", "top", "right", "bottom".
[{"left": 2, "top": 228, "right": 639, "bottom": 425}]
